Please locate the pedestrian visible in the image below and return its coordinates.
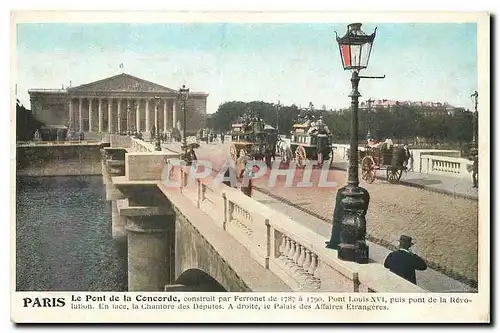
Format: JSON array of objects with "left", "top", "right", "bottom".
[
  {"left": 221, "top": 132, "right": 225, "bottom": 144},
  {"left": 472, "top": 154, "right": 478, "bottom": 188},
  {"left": 384, "top": 235, "right": 427, "bottom": 285}
]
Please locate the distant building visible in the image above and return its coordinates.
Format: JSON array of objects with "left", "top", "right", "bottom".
[
  {"left": 28, "top": 73, "right": 208, "bottom": 134},
  {"left": 359, "top": 99, "right": 464, "bottom": 116}
]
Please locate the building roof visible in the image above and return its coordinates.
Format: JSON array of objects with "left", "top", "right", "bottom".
[
  {"left": 360, "top": 99, "right": 456, "bottom": 109},
  {"left": 30, "top": 73, "right": 208, "bottom": 96},
  {"left": 67, "top": 73, "right": 179, "bottom": 94}
]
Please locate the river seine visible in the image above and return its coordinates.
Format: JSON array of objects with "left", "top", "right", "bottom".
[{"left": 16, "top": 176, "right": 128, "bottom": 291}]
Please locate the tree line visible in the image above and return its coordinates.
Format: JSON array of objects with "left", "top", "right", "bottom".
[
  {"left": 16, "top": 100, "right": 44, "bottom": 141},
  {"left": 207, "top": 101, "right": 477, "bottom": 146}
]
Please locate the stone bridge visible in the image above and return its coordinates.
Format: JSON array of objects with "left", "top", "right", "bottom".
[{"left": 102, "top": 135, "right": 424, "bottom": 293}]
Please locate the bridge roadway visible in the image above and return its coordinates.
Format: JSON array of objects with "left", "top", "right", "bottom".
[{"left": 163, "top": 141, "right": 478, "bottom": 292}]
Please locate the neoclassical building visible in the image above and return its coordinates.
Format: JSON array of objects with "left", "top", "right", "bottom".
[{"left": 28, "top": 73, "right": 208, "bottom": 135}]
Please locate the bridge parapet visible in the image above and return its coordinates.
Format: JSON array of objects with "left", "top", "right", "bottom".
[
  {"left": 125, "top": 151, "right": 179, "bottom": 181},
  {"left": 129, "top": 138, "right": 155, "bottom": 152},
  {"left": 420, "top": 154, "right": 472, "bottom": 178},
  {"left": 109, "top": 134, "right": 132, "bottom": 149},
  {"left": 173, "top": 166, "right": 425, "bottom": 293}
]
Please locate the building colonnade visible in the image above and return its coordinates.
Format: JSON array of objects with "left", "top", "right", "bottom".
[{"left": 68, "top": 96, "right": 179, "bottom": 133}]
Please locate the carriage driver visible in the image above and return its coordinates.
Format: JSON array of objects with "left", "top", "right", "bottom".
[{"left": 366, "top": 133, "right": 378, "bottom": 148}]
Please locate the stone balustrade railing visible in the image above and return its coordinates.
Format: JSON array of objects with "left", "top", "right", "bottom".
[
  {"left": 420, "top": 154, "right": 472, "bottom": 178},
  {"left": 109, "top": 134, "right": 132, "bottom": 149},
  {"left": 172, "top": 165, "right": 425, "bottom": 293},
  {"left": 17, "top": 140, "right": 101, "bottom": 147},
  {"left": 128, "top": 138, "right": 156, "bottom": 152}
]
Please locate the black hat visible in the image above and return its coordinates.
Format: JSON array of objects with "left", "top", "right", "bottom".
[{"left": 399, "top": 235, "right": 414, "bottom": 245}]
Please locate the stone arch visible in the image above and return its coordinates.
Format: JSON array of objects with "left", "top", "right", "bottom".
[{"left": 175, "top": 268, "right": 227, "bottom": 292}]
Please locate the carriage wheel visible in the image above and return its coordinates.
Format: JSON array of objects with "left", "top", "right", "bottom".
[
  {"left": 295, "top": 145, "right": 307, "bottom": 167},
  {"left": 361, "top": 156, "right": 376, "bottom": 184},
  {"left": 229, "top": 144, "right": 237, "bottom": 162},
  {"left": 387, "top": 167, "right": 403, "bottom": 184}
]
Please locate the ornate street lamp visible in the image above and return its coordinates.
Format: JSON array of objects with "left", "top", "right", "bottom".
[
  {"left": 179, "top": 84, "right": 190, "bottom": 164},
  {"left": 326, "top": 23, "right": 384, "bottom": 264}
]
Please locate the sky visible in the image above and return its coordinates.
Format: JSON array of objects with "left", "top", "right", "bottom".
[{"left": 15, "top": 22, "right": 478, "bottom": 113}]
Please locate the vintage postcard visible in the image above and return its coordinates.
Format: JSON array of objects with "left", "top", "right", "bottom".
[{"left": 11, "top": 10, "right": 490, "bottom": 323}]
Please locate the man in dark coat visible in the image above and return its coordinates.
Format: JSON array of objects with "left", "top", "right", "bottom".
[
  {"left": 472, "top": 154, "right": 478, "bottom": 188},
  {"left": 384, "top": 235, "right": 427, "bottom": 284}
]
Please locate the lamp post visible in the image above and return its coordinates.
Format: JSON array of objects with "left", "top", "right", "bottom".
[
  {"left": 366, "top": 98, "right": 374, "bottom": 139},
  {"left": 471, "top": 91, "right": 478, "bottom": 146},
  {"left": 179, "top": 84, "right": 190, "bottom": 164},
  {"left": 153, "top": 96, "right": 161, "bottom": 151},
  {"left": 326, "top": 23, "right": 383, "bottom": 264}
]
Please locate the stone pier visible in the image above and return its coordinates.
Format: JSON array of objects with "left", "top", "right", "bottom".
[
  {"left": 102, "top": 147, "right": 128, "bottom": 239},
  {"left": 106, "top": 146, "right": 180, "bottom": 291}
]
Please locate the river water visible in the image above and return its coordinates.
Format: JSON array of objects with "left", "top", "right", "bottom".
[{"left": 16, "top": 176, "right": 128, "bottom": 291}]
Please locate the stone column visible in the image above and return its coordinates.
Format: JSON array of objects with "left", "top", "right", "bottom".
[
  {"left": 117, "top": 99, "right": 122, "bottom": 133},
  {"left": 172, "top": 100, "right": 177, "bottom": 129},
  {"left": 154, "top": 101, "right": 158, "bottom": 134},
  {"left": 108, "top": 98, "right": 113, "bottom": 133},
  {"left": 68, "top": 98, "right": 73, "bottom": 130},
  {"left": 78, "top": 98, "right": 83, "bottom": 132},
  {"left": 126, "top": 99, "right": 131, "bottom": 133},
  {"left": 136, "top": 99, "right": 141, "bottom": 132},
  {"left": 88, "top": 98, "right": 93, "bottom": 132},
  {"left": 163, "top": 99, "right": 168, "bottom": 132},
  {"left": 126, "top": 214, "right": 175, "bottom": 291},
  {"left": 98, "top": 98, "right": 103, "bottom": 132},
  {"left": 145, "top": 99, "right": 150, "bottom": 133}
]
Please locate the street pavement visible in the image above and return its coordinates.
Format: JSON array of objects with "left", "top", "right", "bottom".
[{"left": 162, "top": 141, "right": 479, "bottom": 288}]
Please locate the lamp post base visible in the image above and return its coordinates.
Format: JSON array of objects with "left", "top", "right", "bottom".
[
  {"left": 335, "top": 185, "right": 370, "bottom": 264},
  {"left": 155, "top": 139, "right": 162, "bottom": 151},
  {"left": 338, "top": 240, "right": 369, "bottom": 264}
]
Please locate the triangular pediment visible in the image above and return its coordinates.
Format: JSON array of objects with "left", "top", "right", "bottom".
[{"left": 67, "top": 73, "right": 178, "bottom": 93}]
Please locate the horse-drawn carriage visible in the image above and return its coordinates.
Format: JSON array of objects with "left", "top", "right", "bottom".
[
  {"left": 228, "top": 116, "right": 278, "bottom": 167},
  {"left": 360, "top": 139, "right": 409, "bottom": 184},
  {"left": 290, "top": 116, "right": 333, "bottom": 167}
]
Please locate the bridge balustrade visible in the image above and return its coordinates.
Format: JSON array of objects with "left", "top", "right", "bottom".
[
  {"left": 420, "top": 154, "right": 472, "bottom": 178},
  {"left": 109, "top": 134, "right": 132, "bottom": 149},
  {"left": 127, "top": 137, "right": 156, "bottom": 152},
  {"left": 173, "top": 166, "right": 425, "bottom": 293}
]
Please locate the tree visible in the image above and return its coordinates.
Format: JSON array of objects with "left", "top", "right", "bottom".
[
  {"left": 210, "top": 99, "right": 474, "bottom": 146},
  {"left": 16, "top": 100, "right": 43, "bottom": 141}
]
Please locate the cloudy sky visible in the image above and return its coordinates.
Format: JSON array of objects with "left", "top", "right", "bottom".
[{"left": 15, "top": 22, "right": 477, "bottom": 113}]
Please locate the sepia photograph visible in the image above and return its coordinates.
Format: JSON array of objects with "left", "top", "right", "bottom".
[{"left": 10, "top": 10, "right": 490, "bottom": 323}]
